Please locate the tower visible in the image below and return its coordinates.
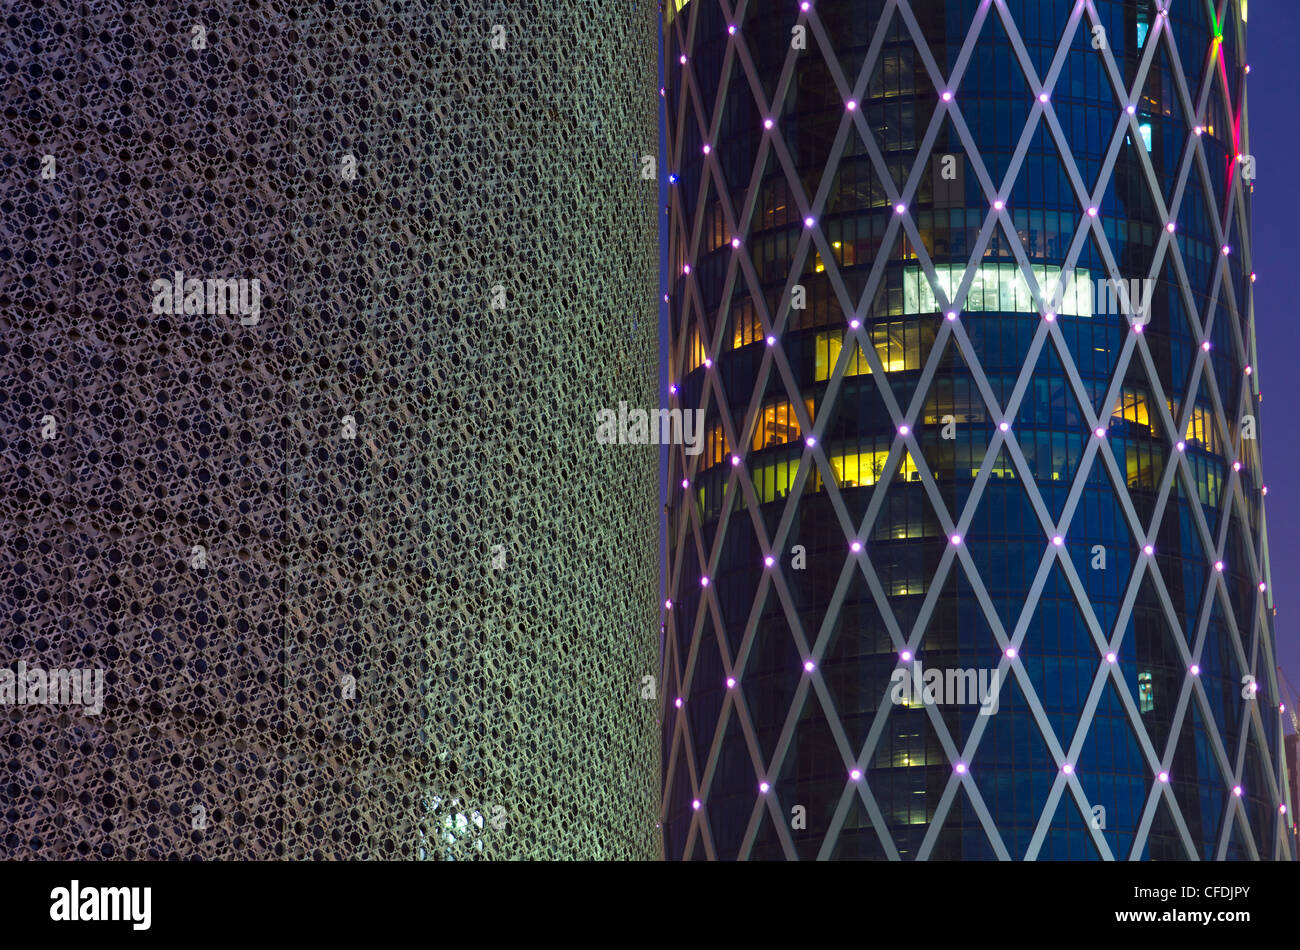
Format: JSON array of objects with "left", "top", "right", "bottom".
[
  {"left": 662, "top": 0, "right": 1286, "bottom": 860},
  {"left": 1, "top": 1, "right": 660, "bottom": 859}
]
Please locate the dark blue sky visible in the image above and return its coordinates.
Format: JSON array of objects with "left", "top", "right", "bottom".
[
  {"left": 658, "top": 2, "right": 1300, "bottom": 703},
  {"left": 1246, "top": 0, "right": 1298, "bottom": 697}
]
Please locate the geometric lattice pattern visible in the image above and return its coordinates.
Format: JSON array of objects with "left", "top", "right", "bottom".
[
  {"left": 1, "top": 1, "right": 660, "bottom": 859},
  {"left": 663, "top": 0, "right": 1291, "bottom": 859}
]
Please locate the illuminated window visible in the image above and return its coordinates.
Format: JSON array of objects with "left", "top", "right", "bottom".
[
  {"left": 828, "top": 449, "right": 918, "bottom": 488},
  {"left": 1112, "top": 388, "right": 1152, "bottom": 432},
  {"left": 1184, "top": 404, "right": 1221, "bottom": 455},
  {"left": 1138, "top": 671, "right": 1154, "bottom": 713},
  {"left": 752, "top": 399, "right": 812, "bottom": 452},
  {"left": 729, "top": 300, "right": 764, "bottom": 349},
  {"left": 813, "top": 323, "right": 924, "bottom": 382},
  {"left": 905, "top": 264, "right": 1093, "bottom": 316},
  {"left": 685, "top": 326, "right": 707, "bottom": 373},
  {"left": 702, "top": 422, "right": 728, "bottom": 469},
  {"left": 752, "top": 459, "right": 800, "bottom": 503}
]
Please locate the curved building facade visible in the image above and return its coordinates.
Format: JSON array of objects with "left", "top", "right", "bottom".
[
  {"left": 1, "top": 1, "right": 660, "bottom": 859},
  {"left": 662, "top": 0, "right": 1288, "bottom": 859}
]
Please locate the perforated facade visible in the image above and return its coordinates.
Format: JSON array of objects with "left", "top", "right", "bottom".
[{"left": 1, "top": 1, "right": 660, "bottom": 859}]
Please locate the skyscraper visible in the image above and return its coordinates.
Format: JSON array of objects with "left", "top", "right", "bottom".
[
  {"left": 662, "top": 0, "right": 1288, "bottom": 859},
  {"left": 1, "top": 2, "right": 660, "bottom": 859}
]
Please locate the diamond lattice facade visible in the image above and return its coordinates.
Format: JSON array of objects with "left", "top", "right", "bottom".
[
  {"left": 1, "top": 1, "right": 660, "bottom": 859},
  {"left": 662, "top": 0, "right": 1290, "bottom": 859}
]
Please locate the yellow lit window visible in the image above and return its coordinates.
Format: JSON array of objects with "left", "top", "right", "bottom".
[
  {"left": 685, "top": 327, "right": 707, "bottom": 373},
  {"left": 752, "top": 399, "right": 813, "bottom": 452},
  {"left": 702, "top": 423, "right": 728, "bottom": 469},
  {"left": 730, "top": 302, "right": 763, "bottom": 350},
  {"left": 1112, "top": 388, "right": 1151, "bottom": 431}
]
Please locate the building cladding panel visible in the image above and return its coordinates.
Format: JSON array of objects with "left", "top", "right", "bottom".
[
  {"left": 662, "top": 0, "right": 1290, "bottom": 859},
  {"left": 1, "top": 1, "right": 661, "bottom": 859}
]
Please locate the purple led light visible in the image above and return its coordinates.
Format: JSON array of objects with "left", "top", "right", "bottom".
[
  {"left": 1222, "top": 244, "right": 1231, "bottom": 255},
  {"left": 950, "top": 534, "right": 962, "bottom": 546},
  {"left": 849, "top": 768, "right": 862, "bottom": 781},
  {"left": 759, "top": 781, "right": 770, "bottom": 793},
  {"left": 679, "top": 54, "right": 687, "bottom": 65},
  {"left": 805, "top": 435, "right": 817, "bottom": 448},
  {"left": 726, "top": 676, "right": 736, "bottom": 689},
  {"left": 1087, "top": 206, "right": 1098, "bottom": 217},
  {"left": 1158, "top": 771, "right": 1169, "bottom": 783},
  {"left": 900, "top": 650, "right": 912, "bottom": 662},
  {"left": 993, "top": 199, "right": 1004, "bottom": 211},
  {"left": 803, "top": 659, "right": 816, "bottom": 673},
  {"left": 766, "top": 335, "right": 776, "bottom": 346},
  {"left": 1005, "top": 646, "right": 1017, "bottom": 659},
  {"left": 669, "top": 383, "right": 678, "bottom": 395},
  {"left": 703, "top": 357, "right": 712, "bottom": 368},
  {"left": 764, "top": 555, "right": 775, "bottom": 568},
  {"left": 999, "top": 421, "right": 1009, "bottom": 432},
  {"left": 1282, "top": 804, "right": 1289, "bottom": 815},
  {"left": 1094, "top": 426, "right": 1107, "bottom": 438},
  {"left": 1133, "top": 322, "right": 1144, "bottom": 334},
  {"left": 1214, "top": 560, "right": 1224, "bottom": 572},
  {"left": 1260, "top": 581, "right": 1267, "bottom": 592},
  {"left": 850, "top": 540, "right": 863, "bottom": 553},
  {"left": 898, "top": 423, "right": 911, "bottom": 436},
  {"left": 800, "top": 0, "right": 810, "bottom": 9},
  {"left": 1233, "top": 460, "right": 1241, "bottom": 472},
  {"left": 1106, "top": 652, "right": 1117, "bottom": 663},
  {"left": 1039, "top": 91, "right": 1050, "bottom": 103},
  {"left": 804, "top": 216, "right": 815, "bottom": 228},
  {"left": 849, "top": 318, "right": 861, "bottom": 329},
  {"left": 1143, "top": 544, "right": 1154, "bottom": 556},
  {"left": 894, "top": 202, "right": 906, "bottom": 215},
  {"left": 675, "top": 696, "right": 683, "bottom": 708},
  {"left": 682, "top": 264, "right": 690, "bottom": 275},
  {"left": 1044, "top": 311, "right": 1056, "bottom": 322},
  {"left": 955, "top": 763, "right": 968, "bottom": 774},
  {"left": 731, "top": 237, "right": 741, "bottom": 248},
  {"left": 763, "top": 118, "right": 774, "bottom": 130},
  {"left": 1052, "top": 535, "right": 1063, "bottom": 547},
  {"left": 1176, "top": 440, "right": 1185, "bottom": 452},
  {"left": 941, "top": 90, "right": 953, "bottom": 102},
  {"left": 728, "top": 24, "right": 736, "bottom": 34},
  {"left": 700, "top": 575, "right": 710, "bottom": 587},
  {"left": 1062, "top": 763, "right": 1074, "bottom": 774},
  {"left": 730, "top": 454, "right": 740, "bottom": 467},
  {"left": 1126, "top": 104, "right": 1136, "bottom": 115},
  {"left": 681, "top": 478, "right": 689, "bottom": 489},
  {"left": 692, "top": 798, "right": 701, "bottom": 810},
  {"left": 847, "top": 100, "right": 858, "bottom": 111},
  {"left": 1233, "top": 785, "right": 1243, "bottom": 797},
  {"left": 665, "top": 598, "right": 673, "bottom": 609},
  {"left": 1190, "top": 664, "right": 1200, "bottom": 676},
  {"left": 1166, "top": 222, "right": 1176, "bottom": 233},
  {"left": 1201, "top": 340, "right": 1211, "bottom": 351},
  {"left": 1194, "top": 125, "right": 1203, "bottom": 136},
  {"left": 702, "top": 144, "right": 711, "bottom": 155},
  {"left": 946, "top": 311, "right": 957, "bottom": 321}
]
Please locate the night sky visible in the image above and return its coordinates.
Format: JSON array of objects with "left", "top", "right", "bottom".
[
  {"left": 1245, "top": 0, "right": 1298, "bottom": 696},
  {"left": 659, "top": 1, "right": 1300, "bottom": 704}
]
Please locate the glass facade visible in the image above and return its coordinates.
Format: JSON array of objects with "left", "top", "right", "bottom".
[{"left": 662, "top": 0, "right": 1288, "bottom": 859}]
